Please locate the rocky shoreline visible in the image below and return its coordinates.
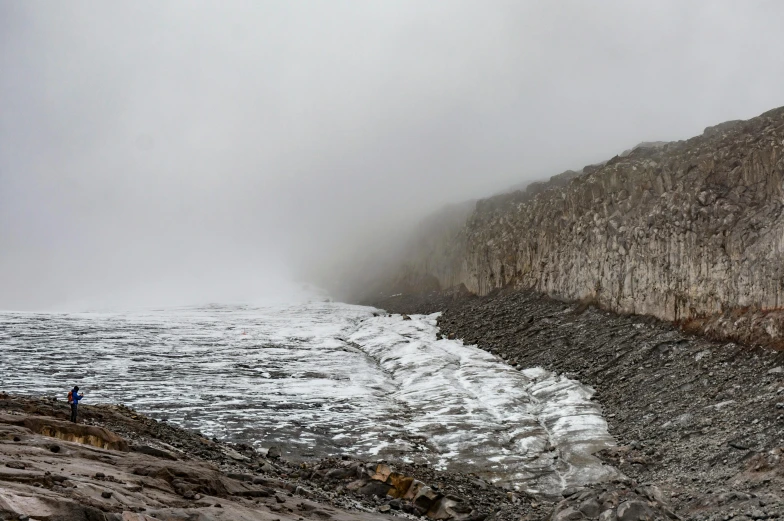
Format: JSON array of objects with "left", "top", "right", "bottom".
[
  {"left": 0, "top": 390, "right": 681, "bottom": 521},
  {"left": 376, "top": 287, "right": 784, "bottom": 521},
  {"left": 0, "top": 394, "right": 560, "bottom": 521}
]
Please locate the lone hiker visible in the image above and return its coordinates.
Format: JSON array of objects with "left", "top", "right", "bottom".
[{"left": 67, "top": 386, "right": 84, "bottom": 423}]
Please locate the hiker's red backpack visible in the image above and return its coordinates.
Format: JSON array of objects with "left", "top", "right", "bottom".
[{"left": 67, "top": 390, "right": 73, "bottom": 404}]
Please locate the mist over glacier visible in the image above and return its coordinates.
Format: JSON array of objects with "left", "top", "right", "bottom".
[{"left": 2, "top": 1, "right": 784, "bottom": 309}]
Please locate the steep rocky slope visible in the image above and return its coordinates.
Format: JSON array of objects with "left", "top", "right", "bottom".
[{"left": 376, "top": 107, "right": 784, "bottom": 348}]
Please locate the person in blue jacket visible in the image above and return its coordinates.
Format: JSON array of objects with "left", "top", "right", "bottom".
[{"left": 68, "top": 386, "right": 84, "bottom": 423}]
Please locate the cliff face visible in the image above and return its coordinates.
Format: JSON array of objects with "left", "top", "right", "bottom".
[{"left": 397, "top": 106, "right": 784, "bottom": 347}]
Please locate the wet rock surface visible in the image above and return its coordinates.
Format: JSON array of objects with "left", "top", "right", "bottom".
[{"left": 379, "top": 288, "right": 784, "bottom": 520}]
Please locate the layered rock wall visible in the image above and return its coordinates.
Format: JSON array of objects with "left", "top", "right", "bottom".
[{"left": 398, "top": 106, "right": 784, "bottom": 347}]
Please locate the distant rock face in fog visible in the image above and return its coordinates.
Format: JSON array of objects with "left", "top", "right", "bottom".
[{"left": 385, "top": 106, "right": 784, "bottom": 348}]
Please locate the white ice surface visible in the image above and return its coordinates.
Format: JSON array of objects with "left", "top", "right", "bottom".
[{"left": 0, "top": 301, "right": 617, "bottom": 494}]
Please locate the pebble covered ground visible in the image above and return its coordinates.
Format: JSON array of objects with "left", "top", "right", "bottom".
[{"left": 377, "top": 287, "right": 784, "bottom": 521}]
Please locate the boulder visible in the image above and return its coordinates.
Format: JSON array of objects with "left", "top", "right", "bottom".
[
  {"left": 552, "top": 507, "right": 584, "bottom": 521},
  {"left": 403, "top": 479, "right": 426, "bottom": 500},
  {"left": 266, "top": 445, "right": 282, "bottom": 459},
  {"left": 617, "top": 500, "right": 655, "bottom": 521},
  {"left": 386, "top": 473, "right": 414, "bottom": 498},
  {"left": 426, "top": 496, "right": 473, "bottom": 520},
  {"left": 427, "top": 496, "right": 460, "bottom": 520},
  {"left": 579, "top": 498, "right": 601, "bottom": 517},
  {"left": 346, "top": 479, "right": 367, "bottom": 491},
  {"left": 636, "top": 485, "right": 664, "bottom": 503},
  {"left": 359, "top": 480, "right": 393, "bottom": 498},
  {"left": 133, "top": 445, "right": 178, "bottom": 460},
  {"left": 413, "top": 486, "right": 440, "bottom": 512},
  {"left": 561, "top": 487, "right": 584, "bottom": 498},
  {"left": 371, "top": 463, "right": 392, "bottom": 481},
  {"left": 325, "top": 467, "right": 355, "bottom": 480}
]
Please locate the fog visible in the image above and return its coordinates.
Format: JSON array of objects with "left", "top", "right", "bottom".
[{"left": 2, "top": 1, "right": 783, "bottom": 309}]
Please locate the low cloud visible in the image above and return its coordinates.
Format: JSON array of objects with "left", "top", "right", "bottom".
[{"left": 1, "top": 1, "right": 783, "bottom": 309}]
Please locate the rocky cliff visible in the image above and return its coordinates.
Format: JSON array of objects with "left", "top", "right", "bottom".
[{"left": 382, "top": 106, "right": 784, "bottom": 348}]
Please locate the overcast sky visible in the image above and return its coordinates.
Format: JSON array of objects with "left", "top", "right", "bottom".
[{"left": 2, "top": 1, "right": 783, "bottom": 309}]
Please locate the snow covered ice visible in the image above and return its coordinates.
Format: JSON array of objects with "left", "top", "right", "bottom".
[{"left": 0, "top": 301, "right": 617, "bottom": 494}]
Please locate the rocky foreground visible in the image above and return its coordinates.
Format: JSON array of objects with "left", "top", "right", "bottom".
[
  {"left": 378, "top": 287, "right": 784, "bottom": 521},
  {"left": 0, "top": 364, "right": 708, "bottom": 521},
  {"left": 0, "top": 393, "right": 677, "bottom": 521},
  {"left": 9, "top": 285, "right": 784, "bottom": 521}
]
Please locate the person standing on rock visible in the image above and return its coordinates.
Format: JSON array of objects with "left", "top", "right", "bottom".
[{"left": 67, "top": 386, "right": 84, "bottom": 423}]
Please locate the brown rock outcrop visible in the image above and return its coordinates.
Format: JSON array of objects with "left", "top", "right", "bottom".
[
  {"left": 14, "top": 415, "right": 129, "bottom": 451},
  {"left": 0, "top": 408, "right": 389, "bottom": 521}
]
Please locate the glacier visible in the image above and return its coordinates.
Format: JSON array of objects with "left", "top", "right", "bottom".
[{"left": 0, "top": 301, "right": 617, "bottom": 494}]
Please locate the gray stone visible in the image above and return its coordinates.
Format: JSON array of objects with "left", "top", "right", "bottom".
[
  {"left": 359, "top": 480, "right": 393, "bottom": 498},
  {"left": 617, "top": 500, "right": 654, "bottom": 521},
  {"left": 267, "top": 445, "right": 282, "bottom": 459},
  {"left": 258, "top": 461, "right": 277, "bottom": 473},
  {"left": 553, "top": 507, "right": 585, "bottom": 521},
  {"left": 637, "top": 484, "right": 664, "bottom": 503},
  {"left": 412, "top": 485, "right": 440, "bottom": 512},
  {"left": 562, "top": 486, "right": 585, "bottom": 498},
  {"left": 579, "top": 498, "right": 601, "bottom": 517}
]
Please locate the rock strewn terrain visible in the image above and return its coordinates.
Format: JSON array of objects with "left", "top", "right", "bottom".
[
  {"left": 0, "top": 397, "right": 388, "bottom": 521},
  {"left": 379, "top": 288, "right": 784, "bottom": 520},
  {"left": 387, "top": 107, "right": 784, "bottom": 348},
  {"left": 4, "top": 394, "right": 648, "bottom": 521}
]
